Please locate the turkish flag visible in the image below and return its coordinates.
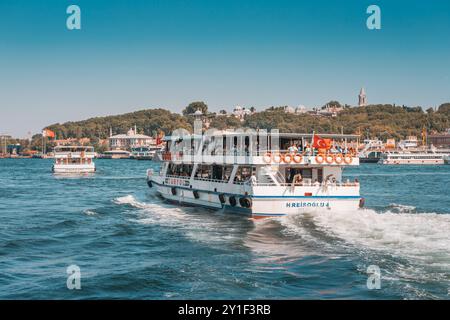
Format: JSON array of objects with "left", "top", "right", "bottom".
[
  {"left": 42, "top": 129, "right": 55, "bottom": 139},
  {"left": 312, "top": 135, "right": 331, "bottom": 150},
  {"left": 156, "top": 132, "right": 164, "bottom": 145}
]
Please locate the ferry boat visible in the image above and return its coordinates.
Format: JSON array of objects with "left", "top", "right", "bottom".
[
  {"left": 146, "top": 132, "right": 362, "bottom": 218},
  {"left": 358, "top": 139, "right": 383, "bottom": 163},
  {"left": 130, "top": 146, "right": 163, "bottom": 160},
  {"left": 98, "top": 149, "right": 130, "bottom": 159},
  {"left": 378, "top": 151, "right": 445, "bottom": 165},
  {"left": 53, "top": 146, "right": 96, "bottom": 173},
  {"left": 444, "top": 155, "right": 450, "bottom": 165}
]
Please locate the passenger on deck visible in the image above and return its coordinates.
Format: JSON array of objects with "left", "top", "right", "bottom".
[
  {"left": 304, "top": 144, "right": 312, "bottom": 156},
  {"left": 246, "top": 174, "right": 257, "bottom": 186},
  {"left": 288, "top": 144, "right": 298, "bottom": 154},
  {"left": 290, "top": 173, "right": 303, "bottom": 192}
]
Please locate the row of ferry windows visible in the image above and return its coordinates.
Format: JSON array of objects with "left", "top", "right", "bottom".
[
  {"left": 388, "top": 156, "right": 441, "bottom": 159},
  {"left": 167, "top": 164, "right": 255, "bottom": 182},
  {"left": 166, "top": 164, "right": 326, "bottom": 184}
]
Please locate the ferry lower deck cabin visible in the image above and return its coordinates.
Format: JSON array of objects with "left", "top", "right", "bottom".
[
  {"left": 53, "top": 146, "right": 96, "bottom": 173},
  {"left": 147, "top": 132, "right": 362, "bottom": 218}
]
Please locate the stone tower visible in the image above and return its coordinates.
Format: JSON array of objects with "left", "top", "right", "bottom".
[{"left": 359, "top": 88, "right": 367, "bottom": 107}]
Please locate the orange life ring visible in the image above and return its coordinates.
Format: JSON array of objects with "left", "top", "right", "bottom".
[
  {"left": 293, "top": 153, "right": 303, "bottom": 163},
  {"left": 263, "top": 153, "right": 272, "bottom": 163},
  {"left": 334, "top": 153, "right": 344, "bottom": 164},
  {"left": 315, "top": 154, "right": 325, "bottom": 164},
  {"left": 325, "top": 154, "right": 335, "bottom": 164},
  {"left": 272, "top": 153, "right": 283, "bottom": 163},
  {"left": 283, "top": 153, "right": 293, "bottom": 163},
  {"left": 344, "top": 154, "right": 353, "bottom": 164}
]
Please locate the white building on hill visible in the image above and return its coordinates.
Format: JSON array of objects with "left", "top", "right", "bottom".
[{"left": 108, "top": 126, "right": 154, "bottom": 150}]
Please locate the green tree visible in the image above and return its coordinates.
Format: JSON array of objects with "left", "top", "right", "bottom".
[{"left": 182, "top": 101, "right": 208, "bottom": 116}]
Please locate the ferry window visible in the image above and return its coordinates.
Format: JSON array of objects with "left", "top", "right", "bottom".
[
  {"left": 286, "top": 168, "right": 312, "bottom": 183},
  {"left": 235, "top": 166, "right": 255, "bottom": 182},
  {"left": 195, "top": 164, "right": 212, "bottom": 179}
]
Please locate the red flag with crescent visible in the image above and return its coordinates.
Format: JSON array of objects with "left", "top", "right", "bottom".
[
  {"left": 312, "top": 135, "right": 331, "bottom": 150},
  {"left": 42, "top": 129, "right": 55, "bottom": 139}
]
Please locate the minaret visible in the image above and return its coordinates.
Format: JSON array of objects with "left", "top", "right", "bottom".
[
  {"left": 134, "top": 124, "right": 137, "bottom": 135},
  {"left": 359, "top": 88, "right": 367, "bottom": 107},
  {"left": 109, "top": 127, "right": 113, "bottom": 137}
]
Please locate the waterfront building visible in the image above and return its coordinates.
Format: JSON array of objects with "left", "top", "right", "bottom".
[
  {"left": 108, "top": 126, "right": 154, "bottom": 151},
  {"left": 428, "top": 129, "right": 450, "bottom": 148}
]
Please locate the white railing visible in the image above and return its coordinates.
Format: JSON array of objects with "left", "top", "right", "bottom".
[{"left": 193, "top": 176, "right": 229, "bottom": 183}]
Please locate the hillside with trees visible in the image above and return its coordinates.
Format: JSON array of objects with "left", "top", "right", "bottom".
[
  {"left": 46, "top": 108, "right": 191, "bottom": 140},
  {"left": 41, "top": 102, "right": 450, "bottom": 145}
]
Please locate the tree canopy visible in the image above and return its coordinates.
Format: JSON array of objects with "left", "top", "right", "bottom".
[{"left": 182, "top": 101, "right": 208, "bottom": 116}]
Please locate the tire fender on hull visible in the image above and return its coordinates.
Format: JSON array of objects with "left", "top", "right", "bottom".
[
  {"left": 239, "top": 197, "right": 252, "bottom": 208},
  {"left": 229, "top": 196, "right": 237, "bottom": 207}
]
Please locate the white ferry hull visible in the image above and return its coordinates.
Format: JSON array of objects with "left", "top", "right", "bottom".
[
  {"left": 53, "top": 164, "right": 96, "bottom": 173},
  {"left": 149, "top": 179, "right": 361, "bottom": 218},
  {"left": 379, "top": 159, "right": 444, "bottom": 165}
]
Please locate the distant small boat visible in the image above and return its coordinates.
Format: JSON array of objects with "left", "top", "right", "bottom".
[
  {"left": 53, "top": 146, "right": 96, "bottom": 173},
  {"left": 359, "top": 151, "right": 383, "bottom": 163}
]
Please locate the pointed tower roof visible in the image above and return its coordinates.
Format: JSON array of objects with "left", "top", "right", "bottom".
[{"left": 360, "top": 87, "right": 366, "bottom": 95}]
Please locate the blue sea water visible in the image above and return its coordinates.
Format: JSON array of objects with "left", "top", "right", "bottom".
[{"left": 0, "top": 159, "right": 449, "bottom": 299}]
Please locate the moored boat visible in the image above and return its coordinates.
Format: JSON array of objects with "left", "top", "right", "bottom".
[{"left": 378, "top": 151, "right": 445, "bottom": 165}]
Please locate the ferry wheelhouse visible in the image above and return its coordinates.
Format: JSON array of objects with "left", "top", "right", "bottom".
[
  {"left": 53, "top": 146, "right": 96, "bottom": 173},
  {"left": 146, "top": 132, "right": 362, "bottom": 218}
]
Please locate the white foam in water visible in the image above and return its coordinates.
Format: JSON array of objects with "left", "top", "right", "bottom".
[
  {"left": 83, "top": 209, "right": 98, "bottom": 216},
  {"left": 113, "top": 194, "right": 242, "bottom": 245},
  {"left": 281, "top": 205, "right": 450, "bottom": 288}
]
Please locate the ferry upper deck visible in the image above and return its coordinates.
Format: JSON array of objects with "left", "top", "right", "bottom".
[{"left": 160, "top": 132, "right": 360, "bottom": 166}]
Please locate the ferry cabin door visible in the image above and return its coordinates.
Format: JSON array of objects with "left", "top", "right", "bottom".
[
  {"left": 286, "top": 167, "right": 322, "bottom": 184},
  {"left": 212, "top": 165, "right": 223, "bottom": 181}
]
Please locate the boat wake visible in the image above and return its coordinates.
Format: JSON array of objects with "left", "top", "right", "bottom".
[
  {"left": 112, "top": 194, "right": 251, "bottom": 246},
  {"left": 278, "top": 205, "right": 450, "bottom": 298}
]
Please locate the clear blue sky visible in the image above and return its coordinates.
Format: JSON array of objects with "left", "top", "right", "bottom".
[{"left": 1, "top": 0, "right": 450, "bottom": 137}]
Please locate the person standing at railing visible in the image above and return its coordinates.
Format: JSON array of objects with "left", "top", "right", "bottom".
[
  {"left": 245, "top": 173, "right": 257, "bottom": 186},
  {"left": 288, "top": 143, "right": 298, "bottom": 154},
  {"left": 306, "top": 144, "right": 313, "bottom": 156}
]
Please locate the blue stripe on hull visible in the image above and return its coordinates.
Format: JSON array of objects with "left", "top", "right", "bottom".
[{"left": 149, "top": 180, "right": 360, "bottom": 200}]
